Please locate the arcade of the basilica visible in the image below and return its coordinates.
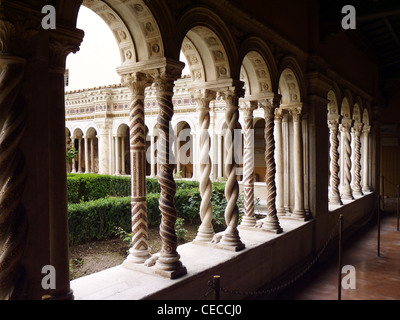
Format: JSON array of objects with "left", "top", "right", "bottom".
[{"left": 0, "top": 0, "right": 390, "bottom": 300}]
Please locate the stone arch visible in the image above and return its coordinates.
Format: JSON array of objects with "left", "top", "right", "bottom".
[
  {"left": 362, "top": 106, "right": 370, "bottom": 126},
  {"left": 174, "top": 120, "right": 194, "bottom": 178},
  {"left": 341, "top": 96, "right": 352, "bottom": 120},
  {"left": 81, "top": 0, "right": 165, "bottom": 64},
  {"left": 353, "top": 97, "right": 363, "bottom": 122},
  {"left": 238, "top": 37, "right": 278, "bottom": 95},
  {"left": 176, "top": 6, "right": 239, "bottom": 81},
  {"left": 278, "top": 57, "right": 306, "bottom": 105},
  {"left": 327, "top": 89, "right": 340, "bottom": 117}
]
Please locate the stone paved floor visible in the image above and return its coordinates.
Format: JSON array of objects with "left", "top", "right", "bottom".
[{"left": 270, "top": 198, "right": 400, "bottom": 300}]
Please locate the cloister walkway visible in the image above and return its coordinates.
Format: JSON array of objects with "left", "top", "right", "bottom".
[{"left": 269, "top": 198, "right": 400, "bottom": 300}]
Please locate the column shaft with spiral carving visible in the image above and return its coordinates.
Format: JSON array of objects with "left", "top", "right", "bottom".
[
  {"left": 290, "top": 107, "right": 307, "bottom": 220},
  {"left": 351, "top": 122, "right": 363, "bottom": 196},
  {"left": 257, "top": 99, "right": 282, "bottom": 232},
  {"left": 340, "top": 119, "right": 353, "bottom": 200},
  {"left": 0, "top": 54, "right": 27, "bottom": 300},
  {"left": 153, "top": 67, "right": 186, "bottom": 277},
  {"left": 192, "top": 89, "right": 216, "bottom": 242},
  {"left": 122, "top": 72, "right": 153, "bottom": 264},
  {"left": 239, "top": 101, "right": 257, "bottom": 227},
  {"left": 219, "top": 88, "right": 245, "bottom": 250},
  {"left": 328, "top": 119, "right": 342, "bottom": 205}
]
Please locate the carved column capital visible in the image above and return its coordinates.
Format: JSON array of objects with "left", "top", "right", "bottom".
[
  {"left": 122, "top": 72, "right": 153, "bottom": 97},
  {"left": 191, "top": 88, "right": 216, "bottom": 111},
  {"left": 239, "top": 100, "right": 257, "bottom": 119},
  {"left": 289, "top": 107, "right": 302, "bottom": 122}
]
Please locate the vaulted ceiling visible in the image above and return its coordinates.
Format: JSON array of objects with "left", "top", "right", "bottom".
[{"left": 319, "top": 0, "right": 400, "bottom": 104}]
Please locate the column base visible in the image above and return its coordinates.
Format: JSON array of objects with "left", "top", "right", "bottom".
[
  {"left": 277, "top": 208, "right": 286, "bottom": 217},
  {"left": 291, "top": 210, "right": 307, "bottom": 221},
  {"left": 123, "top": 258, "right": 187, "bottom": 280},
  {"left": 125, "top": 247, "right": 152, "bottom": 264},
  {"left": 239, "top": 215, "right": 257, "bottom": 227},
  {"left": 219, "top": 227, "right": 245, "bottom": 251},
  {"left": 194, "top": 225, "right": 215, "bottom": 243}
]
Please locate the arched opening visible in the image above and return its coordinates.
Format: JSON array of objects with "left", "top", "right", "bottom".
[
  {"left": 174, "top": 121, "right": 194, "bottom": 178},
  {"left": 85, "top": 127, "right": 99, "bottom": 173},
  {"left": 115, "top": 123, "right": 130, "bottom": 175},
  {"left": 253, "top": 118, "right": 266, "bottom": 182},
  {"left": 71, "top": 128, "right": 84, "bottom": 173}
]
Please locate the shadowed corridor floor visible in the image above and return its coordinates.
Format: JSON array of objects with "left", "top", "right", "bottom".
[{"left": 269, "top": 198, "right": 400, "bottom": 300}]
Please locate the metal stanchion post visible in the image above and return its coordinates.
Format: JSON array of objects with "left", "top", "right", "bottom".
[
  {"left": 397, "top": 185, "right": 399, "bottom": 232},
  {"left": 213, "top": 275, "right": 220, "bottom": 301},
  {"left": 377, "top": 195, "right": 381, "bottom": 257},
  {"left": 338, "top": 214, "right": 343, "bottom": 301}
]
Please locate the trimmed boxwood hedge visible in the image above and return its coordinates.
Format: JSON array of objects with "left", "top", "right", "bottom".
[{"left": 67, "top": 174, "right": 224, "bottom": 245}]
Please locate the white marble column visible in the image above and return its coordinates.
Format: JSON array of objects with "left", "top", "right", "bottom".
[
  {"left": 90, "top": 137, "right": 95, "bottom": 173},
  {"left": 219, "top": 87, "right": 245, "bottom": 250},
  {"left": 362, "top": 124, "right": 371, "bottom": 192},
  {"left": 340, "top": 118, "right": 353, "bottom": 200},
  {"left": 115, "top": 136, "right": 120, "bottom": 175},
  {"left": 217, "top": 133, "right": 223, "bottom": 179},
  {"left": 150, "top": 134, "right": 156, "bottom": 177},
  {"left": 84, "top": 136, "right": 89, "bottom": 173},
  {"left": 290, "top": 107, "right": 306, "bottom": 220},
  {"left": 192, "top": 89, "right": 216, "bottom": 242},
  {"left": 78, "top": 138, "right": 83, "bottom": 173},
  {"left": 328, "top": 118, "right": 342, "bottom": 205},
  {"left": 71, "top": 137, "right": 77, "bottom": 173},
  {"left": 351, "top": 121, "right": 363, "bottom": 196},
  {"left": 274, "top": 108, "right": 286, "bottom": 215},
  {"left": 121, "top": 136, "right": 126, "bottom": 175}
]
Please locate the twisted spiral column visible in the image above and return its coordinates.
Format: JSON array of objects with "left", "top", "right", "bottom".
[
  {"left": 122, "top": 72, "right": 152, "bottom": 264},
  {"left": 0, "top": 55, "right": 27, "bottom": 300},
  {"left": 340, "top": 120, "right": 353, "bottom": 200},
  {"left": 193, "top": 89, "right": 216, "bottom": 242},
  {"left": 258, "top": 100, "right": 282, "bottom": 232},
  {"left": 351, "top": 123, "right": 363, "bottom": 196},
  {"left": 328, "top": 119, "right": 342, "bottom": 205},
  {"left": 219, "top": 89, "right": 244, "bottom": 250},
  {"left": 153, "top": 70, "right": 186, "bottom": 276},
  {"left": 240, "top": 101, "right": 257, "bottom": 227}
]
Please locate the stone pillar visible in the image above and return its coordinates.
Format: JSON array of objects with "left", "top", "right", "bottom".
[
  {"left": 77, "top": 138, "right": 83, "bottom": 173},
  {"left": 84, "top": 136, "right": 89, "bottom": 173},
  {"left": 97, "top": 124, "right": 111, "bottom": 175},
  {"left": 46, "top": 26, "right": 83, "bottom": 300},
  {"left": 219, "top": 87, "right": 245, "bottom": 250},
  {"left": 122, "top": 72, "right": 152, "bottom": 265},
  {"left": 290, "top": 107, "right": 306, "bottom": 220},
  {"left": 150, "top": 134, "right": 156, "bottom": 177},
  {"left": 328, "top": 117, "right": 342, "bottom": 205},
  {"left": 90, "top": 137, "right": 95, "bottom": 173},
  {"left": 121, "top": 136, "right": 126, "bottom": 175},
  {"left": 362, "top": 124, "right": 371, "bottom": 192},
  {"left": 351, "top": 121, "right": 363, "bottom": 196},
  {"left": 274, "top": 108, "right": 286, "bottom": 215},
  {"left": 258, "top": 98, "right": 282, "bottom": 232},
  {"left": 192, "top": 89, "right": 216, "bottom": 242},
  {"left": 115, "top": 136, "right": 120, "bottom": 175},
  {"left": 217, "top": 133, "right": 223, "bottom": 179},
  {"left": 340, "top": 118, "right": 353, "bottom": 200},
  {"left": 239, "top": 101, "right": 257, "bottom": 227},
  {"left": 71, "top": 137, "right": 77, "bottom": 173},
  {"left": 152, "top": 64, "right": 187, "bottom": 278}
]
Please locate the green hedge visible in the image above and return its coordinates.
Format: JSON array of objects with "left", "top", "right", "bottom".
[{"left": 68, "top": 181, "right": 226, "bottom": 244}]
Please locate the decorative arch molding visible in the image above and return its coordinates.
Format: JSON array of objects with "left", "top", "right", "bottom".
[
  {"left": 327, "top": 90, "right": 340, "bottom": 117},
  {"left": 85, "top": 126, "right": 98, "bottom": 138},
  {"left": 175, "top": 6, "right": 239, "bottom": 80},
  {"left": 341, "top": 90, "right": 354, "bottom": 119},
  {"left": 277, "top": 56, "right": 307, "bottom": 105},
  {"left": 81, "top": 0, "right": 164, "bottom": 64},
  {"left": 72, "top": 127, "right": 84, "bottom": 138},
  {"left": 353, "top": 96, "right": 364, "bottom": 122},
  {"left": 238, "top": 36, "right": 278, "bottom": 94},
  {"left": 362, "top": 103, "right": 371, "bottom": 125}
]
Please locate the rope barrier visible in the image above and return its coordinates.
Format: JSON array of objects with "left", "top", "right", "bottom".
[{"left": 201, "top": 214, "right": 342, "bottom": 299}]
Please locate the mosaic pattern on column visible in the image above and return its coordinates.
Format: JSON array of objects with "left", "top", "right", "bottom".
[
  {"left": 192, "top": 89, "right": 216, "bottom": 242},
  {"left": 240, "top": 101, "right": 257, "bottom": 227},
  {"left": 153, "top": 69, "right": 186, "bottom": 275},
  {"left": 123, "top": 72, "right": 152, "bottom": 263},
  {"left": 328, "top": 119, "right": 342, "bottom": 205},
  {"left": 257, "top": 100, "right": 282, "bottom": 233},
  {"left": 0, "top": 54, "right": 27, "bottom": 299},
  {"left": 220, "top": 89, "right": 244, "bottom": 250}
]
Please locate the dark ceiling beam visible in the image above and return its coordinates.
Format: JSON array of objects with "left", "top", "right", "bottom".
[{"left": 383, "top": 16, "right": 400, "bottom": 48}]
